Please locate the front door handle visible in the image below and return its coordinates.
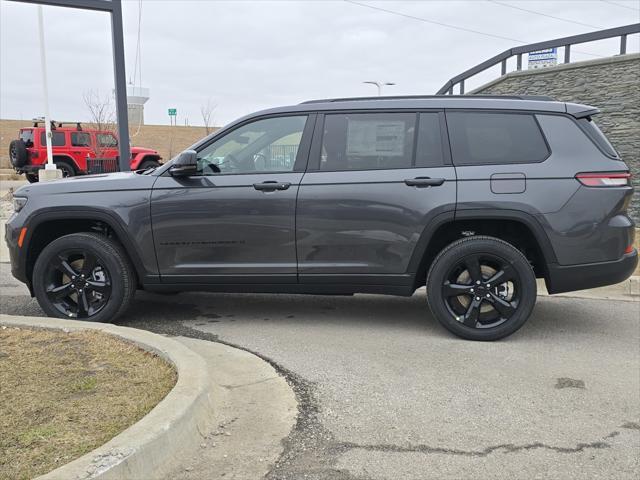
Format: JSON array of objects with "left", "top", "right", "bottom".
[
  {"left": 253, "top": 181, "right": 291, "bottom": 191},
  {"left": 404, "top": 177, "right": 445, "bottom": 187}
]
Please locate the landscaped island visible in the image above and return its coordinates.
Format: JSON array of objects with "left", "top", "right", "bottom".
[{"left": 0, "top": 327, "right": 176, "bottom": 480}]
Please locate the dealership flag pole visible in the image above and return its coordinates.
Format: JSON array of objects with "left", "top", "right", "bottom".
[{"left": 37, "top": 5, "right": 55, "bottom": 170}]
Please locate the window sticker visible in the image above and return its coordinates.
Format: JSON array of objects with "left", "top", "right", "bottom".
[{"left": 346, "top": 120, "right": 405, "bottom": 157}]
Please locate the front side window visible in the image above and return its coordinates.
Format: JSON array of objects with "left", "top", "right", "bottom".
[
  {"left": 197, "top": 115, "right": 307, "bottom": 175},
  {"left": 447, "top": 112, "right": 549, "bottom": 165},
  {"left": 71, "top": 132, "right": 91, "bottom": 147},
  {"left": 319, "top": 113, "right": 416, "bottom": 171},
  {"left": 96, "top": 134, "right": 118, "bottom": 148},
  {"left": 40, "top": 131, "right": 66, "bottom": 147}
]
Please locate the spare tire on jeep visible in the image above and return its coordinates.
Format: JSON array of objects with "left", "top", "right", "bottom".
[{"left": 9, "top": 139, "right": 28, "bottom": 168}]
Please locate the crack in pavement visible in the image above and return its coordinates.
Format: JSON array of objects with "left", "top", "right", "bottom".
[
  {"left": 219, "top": 375, "right": 281, "bottom": 390},
  {"left": 336, "top": 438, "right": 613, "bottom": 458}
]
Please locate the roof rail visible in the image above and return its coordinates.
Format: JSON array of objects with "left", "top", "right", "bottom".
[
  {"left": 300, "top": 94, "right": 555, "bottom": 104},
  {"left": 31, "top": 119, "right": 83, "bottom": 130}
]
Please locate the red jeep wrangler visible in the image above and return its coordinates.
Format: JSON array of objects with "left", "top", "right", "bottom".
[{"left": 9, "top": 121, "right": 162, "bottom": 183}]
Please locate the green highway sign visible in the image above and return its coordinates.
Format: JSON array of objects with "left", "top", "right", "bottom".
[{"left": 168, "top": 108, "right": 177, "bottom": 116}]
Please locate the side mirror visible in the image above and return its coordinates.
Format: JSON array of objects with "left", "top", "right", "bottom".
[{"left": 169, "top": 150, "right": 198, "bottom": 177}]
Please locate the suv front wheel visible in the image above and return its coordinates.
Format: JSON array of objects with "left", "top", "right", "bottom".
[
  {"left": 32, "top": 233, "right": 136, "bottom": 322},
  {"left": 426, "top": 236, "right": 537, "bottom": 341}
]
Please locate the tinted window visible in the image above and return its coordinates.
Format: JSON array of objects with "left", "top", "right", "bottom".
[
  {"left": 416, "top": 113, "right": 444, "bottom": 167},
  {"left": 577, "top": 118, "right": 618, "bottom": 158},
  {"left": 320, "top": 113, "right": 415, "bottom": 171},
  {"left": 447, "top": 112, "right": 549, "bottom": 165},
  {"left": 71, "top": 132, "right": 91, "bottom": 147},
  {"left": 40, "top": 131, "right": 66, "bottom": 147},
  {"left": 96, "top": 134, "right": 117, "bottom": 147},
  {"left": 197, "top": 115, "right": 307, "bottom": 175}
]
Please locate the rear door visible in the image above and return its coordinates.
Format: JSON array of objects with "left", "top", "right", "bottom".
[{"left": 296, "top": 110, "right": 457, "bottom": 286}]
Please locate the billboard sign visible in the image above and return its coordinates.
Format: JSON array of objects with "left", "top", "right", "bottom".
[{"left": 528, "top": 48, "right": 558, "bottom": 69}]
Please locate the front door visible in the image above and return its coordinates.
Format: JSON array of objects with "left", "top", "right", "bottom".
[
  {"left": 296, "top": 111, "right": 457, "bottom": 286},
  {"left": 151, "top": 114, "right": 314, "bottom": 284}
]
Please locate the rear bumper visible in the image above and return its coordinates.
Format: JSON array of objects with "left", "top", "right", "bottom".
[{"left": 545, "top": 249, "right": 638, "bottom": 294}]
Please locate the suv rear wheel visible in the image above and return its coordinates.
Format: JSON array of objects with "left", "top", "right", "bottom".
[
  {"left": 426, "top": 236, "right": 536, "bottom": 341},
  {"left": 32, "top": 233, "right": 136, "bottom": 322}
]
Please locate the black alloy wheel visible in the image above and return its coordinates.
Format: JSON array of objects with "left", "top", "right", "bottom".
[
  {"left": 427, "top": 236, "right": 537, "bottom": 341},
  {"left": 442, "top": 253, "right": 521, "bottom": 329},
  {"left": 33, "top": 233, "right": 136, "bottom": 322},
  {"left": 43, "top": 249, "right": 112, "bottom": 318}
]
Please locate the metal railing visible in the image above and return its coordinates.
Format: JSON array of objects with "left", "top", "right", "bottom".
[{"left": 436, "top": 23, "right": 640, "bottom": 95}]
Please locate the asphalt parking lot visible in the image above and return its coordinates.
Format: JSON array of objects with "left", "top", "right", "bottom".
[{"left": 1, "top": 263, "right": 639, "bottom": 480}]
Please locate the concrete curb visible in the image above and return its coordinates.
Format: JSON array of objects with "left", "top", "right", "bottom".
[
  {"left": 0, "top": 314, "right": 216, "bottom": 480},
  {"left": 537, "top": 276, "right": 640, "bottom": 301}
]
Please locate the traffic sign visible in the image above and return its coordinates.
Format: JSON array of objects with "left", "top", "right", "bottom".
[{"left": 168, "top": 108, "right": 177, "bottom": 116}]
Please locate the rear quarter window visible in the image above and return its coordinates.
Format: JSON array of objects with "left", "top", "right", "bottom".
[
  {"left": 447, "top": 112, "right": 550, "bottom": 165},
  {"left": 577, "top": 118, "right": 619, "bottom": 158}
]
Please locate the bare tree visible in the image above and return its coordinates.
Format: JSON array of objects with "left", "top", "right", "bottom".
[
  {"left": 200, "top": 98, "right": 216, "bottom": 135},
  {"left": 83, "top": 90, "right": 116, "bottom": 157}
]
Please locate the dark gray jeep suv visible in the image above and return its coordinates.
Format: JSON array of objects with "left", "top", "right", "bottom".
[{"left": 5, "top": 96, "right": 637, "bottom": 340}]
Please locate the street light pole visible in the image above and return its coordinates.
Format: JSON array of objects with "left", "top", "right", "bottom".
[
  {"left": 37, "top": 5, "right": 55, "bottom": 171},
  {"left": 363, "top": 80, "right": 396, "bottom": 96}
]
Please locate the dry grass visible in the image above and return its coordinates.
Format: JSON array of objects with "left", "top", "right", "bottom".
[{"left": 0, "top": 327, "right": 177, "bottom": 480}]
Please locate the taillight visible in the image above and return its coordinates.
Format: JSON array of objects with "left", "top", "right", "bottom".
[{"left": 575, "top": 172, "right": 631, "bottom": 187}]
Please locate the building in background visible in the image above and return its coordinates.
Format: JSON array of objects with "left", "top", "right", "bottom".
[{"left": 127, "top": 84, "right": 150, "bottom": 127}]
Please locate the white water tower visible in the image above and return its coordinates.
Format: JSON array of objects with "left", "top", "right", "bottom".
[{"left": 127, "top": 84, "right": 150, "bottom": 126}]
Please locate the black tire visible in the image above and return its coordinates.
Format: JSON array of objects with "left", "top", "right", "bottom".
[
  {"left": 32, "top": 232, "right": 136, "bottom": 322},
  {"left": 138, "top": 159, "right": 160, "bottom": 171},
  {"left": 9, "top": 139, "right": 28, "bottom": 168},
  {"left": 54, "top": 160, "right": 77, "bottom": 178},
  {"left": 426, "top": 236, "right": 537, "bottom": 341},
  {"left": 54, "top": 159, "right": 76, "bottom": 178},
  {"left": 25, "top": 173, "right": 39, "bottom": 183}
]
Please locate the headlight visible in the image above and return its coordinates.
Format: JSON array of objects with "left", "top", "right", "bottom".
[{"left": 12, "top": 197, "right": 27, "bottom": 213}]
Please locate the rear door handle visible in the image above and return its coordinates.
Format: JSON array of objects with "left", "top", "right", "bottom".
[
  {"left": 253, "top": 181, "right": 291, "bottom": 191},
  {"left": 404, "top": 177, "right": 445, "bottom": 187}
]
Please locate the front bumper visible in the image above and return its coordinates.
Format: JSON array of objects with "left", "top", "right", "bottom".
[
  {"left": 545, "top": 249, "right": 638, "bottom": 294},
  {"left": 4, "top": 216, "right": 29, "bottom": 288}
]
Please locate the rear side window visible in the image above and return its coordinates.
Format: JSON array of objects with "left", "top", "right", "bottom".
[
  {"left": 40, "top": 131, "right": 66, "bottom": 147},
  {"left": 447, "top": 112, "right": 549, "bottom": 165},
  {"left": 97, "top": 134, "right": 118, "bottom": 148},
  {"left": 71, "top": 132, "right": 91, "bottom": 147},
  {"left": 416, "top": 113, "right": 445, "bottom": 167},
  {"left": 577, "top": 118, "right": 618, "bottom": 158},
  {"left": 320, "top": 113, "right": 415, "bottom": 171}
]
